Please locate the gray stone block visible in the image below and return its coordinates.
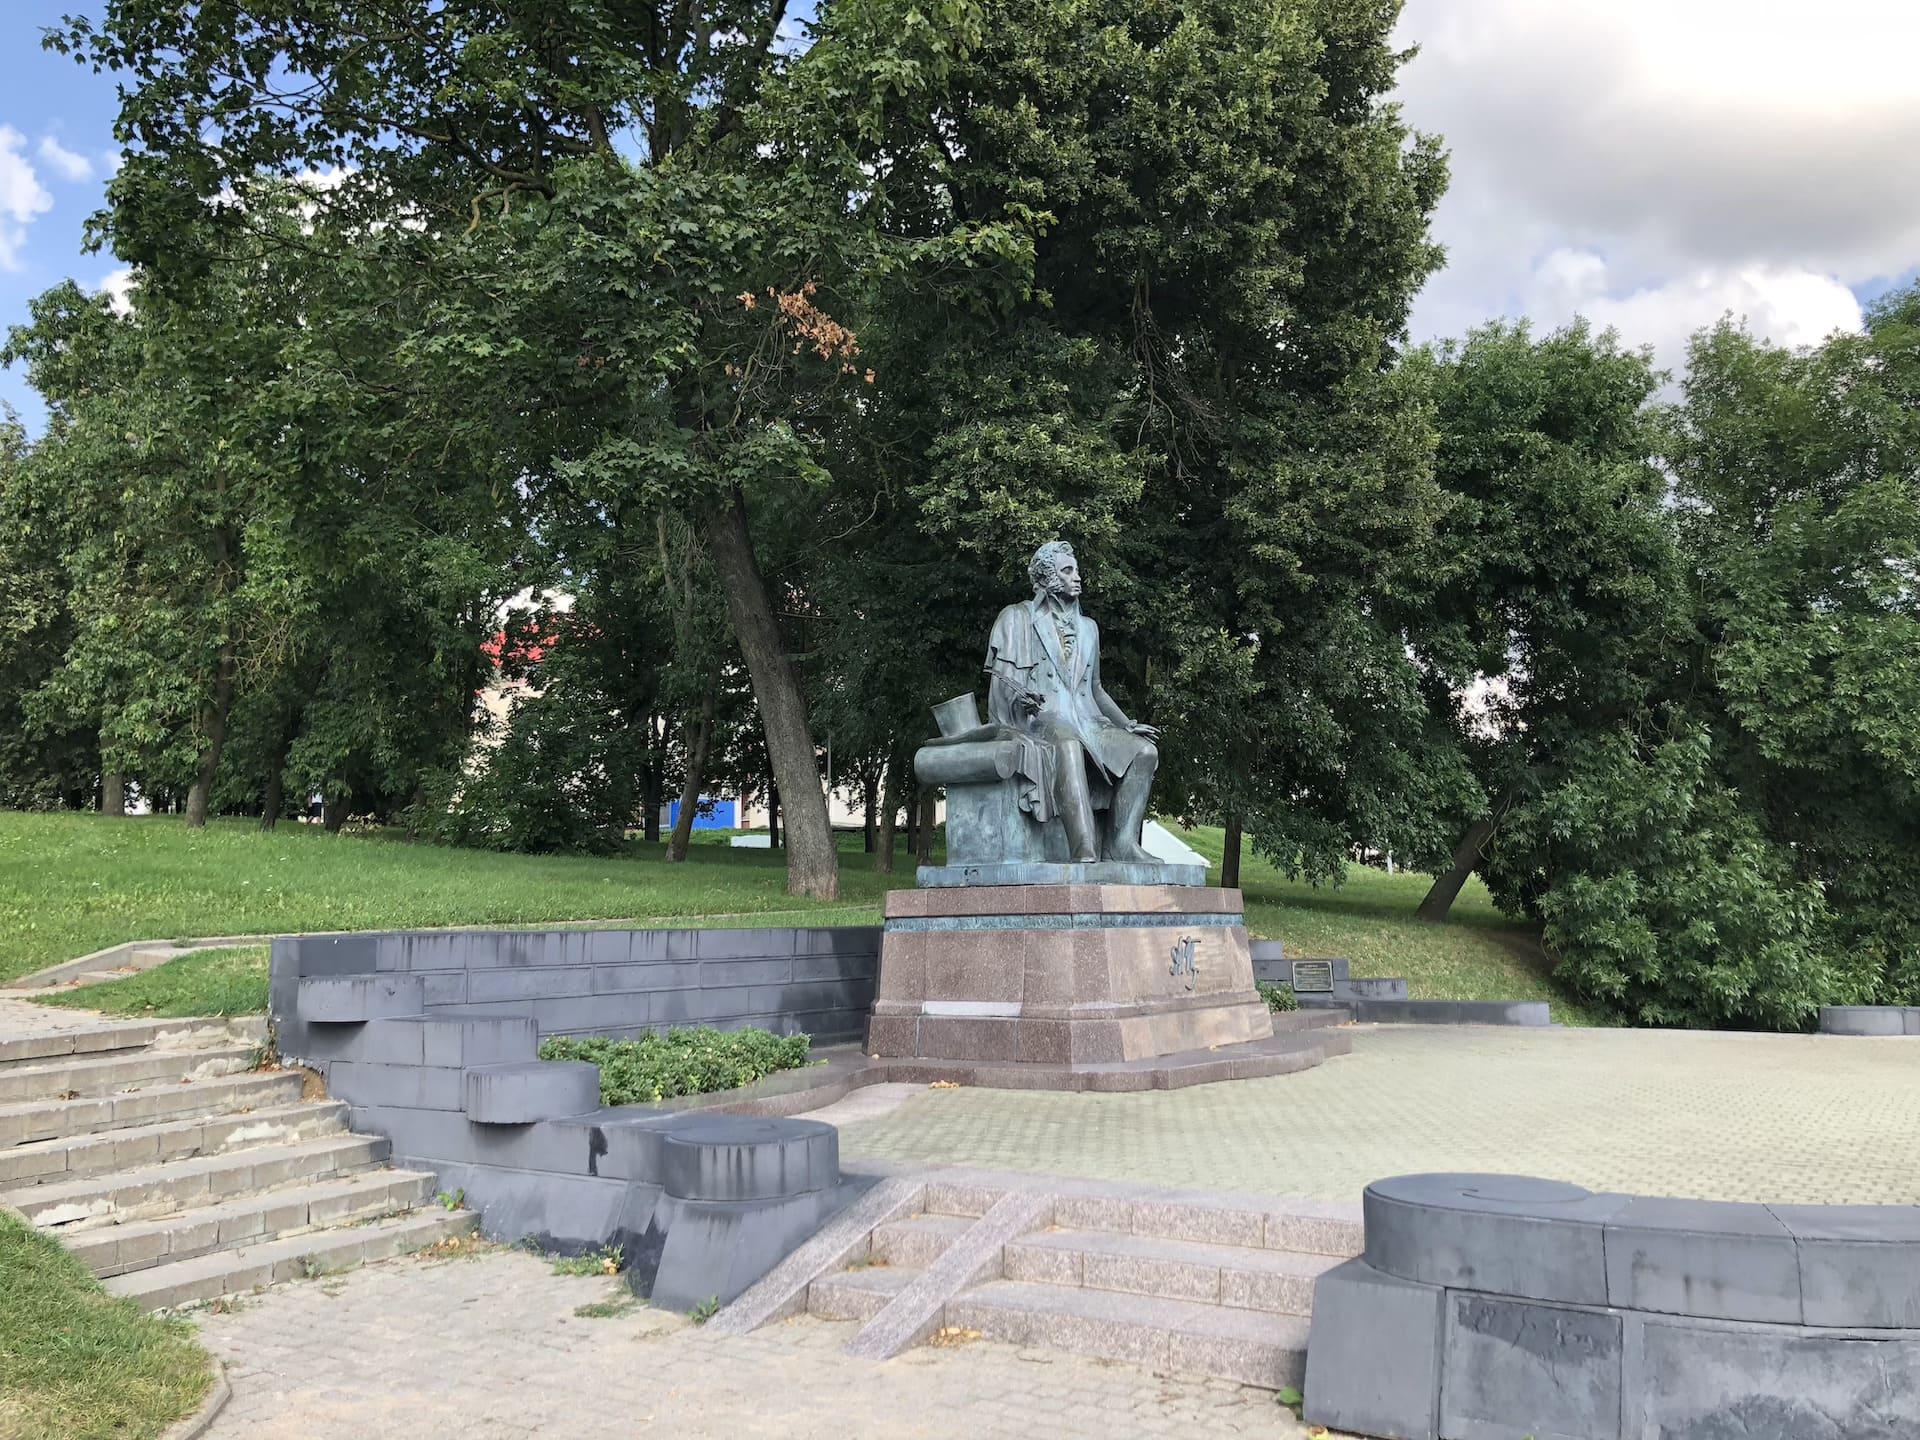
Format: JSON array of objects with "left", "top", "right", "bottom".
[
  {"left": 658, "top": 1115, "right": 839, "bottom": 1202},
  {"left": 427, "top": 1160, "right": 662, "bottom": 1256},
  {"left": 916, "top": 860, "right": 1208, "bottom": 887},
  {"left": 1636, "top": 1316, "right": 1920, "bottom": 1439},
  {"left": 325, "top": 1061, "right": 468, "bottom": 1111},
  {"left": 1365, "top": 1175, "right": 1627, "bottom": 1306},
  {"left": 597, "top": 1114, "right": 681, "bottom": 1184},
  {"left": 1303, "top": 1259, "right": 1444, "bottom": 1440},
  {"left": 298, "top": 974, "right": 424, "bottom": 1021},
  {"left": 465, "top": 966, "right": 593, "bottom": 1003},
  {"left": 1817, "top": 1005, "right": 1918, "bottom": 1036},
  {"left": 643, "top": 1181, "right": 871, "bottom": 1312},
  {"left": 591, "top": 962, "right": 702, "bottom": 994},
  {"left": 1602, "top": 1196, "right": 1801, "bottom": 1323},
  {"left": 1770, "top": 1204, "right": 1920, "bottom": 1327},
  {"left": 465, "top": 1062, "right": 601, "bottom": 1124},
  {"left": 1439, "top": 1292, "right": 1622, "bottom": 1440}
]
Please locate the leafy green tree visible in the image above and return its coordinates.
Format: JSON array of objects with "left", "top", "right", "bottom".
[
  {"left": 1405, "top": 321, "right": 1690, "bottom": 921},
  {"left": 64, "top": 0, "right": 1031, "bottom": 898}
]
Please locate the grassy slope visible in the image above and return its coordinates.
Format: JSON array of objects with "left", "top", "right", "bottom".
[
  {"left": 3, "top": 811, "right": 1599, "bottom": 1022},
  {"left": 0, "top": 1210, "right": 212, "bottom": 1440},
  {"left": 1173, "top": 825, "right": 1606, "bottom": 1025},
  {"left": 33, "top": 945, "right": 272, "bottom": 1019},
  {"left": 0, "top": 812, "right": 896, "bottom": 987}
]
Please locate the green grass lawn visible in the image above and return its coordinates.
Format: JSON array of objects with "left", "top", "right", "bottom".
[
  {"left": 3, "top": 810, "right": 1601, "bottom": 1023},
  {"left": 32, "top": 945, "right": 272, "bottom": 1019},
  {"left": 0, "top": 1209, "right": 213, "bottom": 1440}
]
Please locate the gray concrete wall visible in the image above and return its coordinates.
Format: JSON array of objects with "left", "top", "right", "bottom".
[
  {"left": 268, "top": 928, "right": 881, "bottom": 1310},
  {"left": 1305, "top": 1172, "right": 1920, "bottom": 1439},
  {"left": 272, "top": 925, "right": 880, "bottom": 1063},
  {"left": 1251, "top": 950, "right": 1551, "bottom": 1027}
]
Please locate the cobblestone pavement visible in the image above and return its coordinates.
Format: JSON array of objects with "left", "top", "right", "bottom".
[
  {"left": 837, "top": 1024, "right": 1920, "bottom": 1205},
  {"left": 195, "top": 1247, "right": 1312, "bottom": 1440}
]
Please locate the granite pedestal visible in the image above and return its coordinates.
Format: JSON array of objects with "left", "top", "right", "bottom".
[{"left": 865, "top": 882, "right": 1298, "bottom": 1088}]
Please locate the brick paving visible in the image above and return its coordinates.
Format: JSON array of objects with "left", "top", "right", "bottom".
[
  {"left": 836, "top": 1023, "right": 1920, "bottom": 1204},
  {"left": 196, "top": 1246, "right": 1312, "bottom": 1439}
]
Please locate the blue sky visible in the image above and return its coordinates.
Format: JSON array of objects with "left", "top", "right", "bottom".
[{"left": 4, "top": 1, "right": 1918, "bottom": 431}]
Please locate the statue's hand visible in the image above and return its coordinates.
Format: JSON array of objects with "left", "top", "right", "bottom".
[
  {"left": 1018, "top": 690, "right": 1045, "bottom": 717},
  {"left": 1129, "top": 722, "right": 1160, "bottom": 740}
]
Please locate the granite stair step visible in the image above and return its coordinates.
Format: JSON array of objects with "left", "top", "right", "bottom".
[
  {"left": 4, "top": 1132, "right": 390, "bottom": 1228},
  {"left": 809, "top": 1261, "right": 921, "bottom": 1322},
  {"left": 0, "top": 1100, "right": 348, "bottom": 1188},
  {"left": 0, "top": 1016, "right": 265, "bottom": 1069},
  {"left": 0, "top": 1070, "right": 307, "bottom": 1147},
  {"left": 103, "top": 1208, "right": 479, "bottom": 1311},
  {"left": 67, "top": 1168, "right": 440, "bottom": 1277},
  {"left": 945, "top": 1279, "right": 1311, "bottom": 1389},
  {"left": 1003, "top": 1227, "right": 1341, "bottom": 1316},
  {"left": 0, "top": 1043, "right": 259, "bottom": 1105},
  {"left": 869, "top": 1212, "right": 974, "bottom": 1268}
]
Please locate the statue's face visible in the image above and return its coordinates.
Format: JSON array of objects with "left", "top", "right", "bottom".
[{"left": 1045, "top": 554, "right": 1082, "bottom": 601}]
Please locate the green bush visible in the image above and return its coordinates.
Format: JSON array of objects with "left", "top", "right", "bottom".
[
  {"left": 1257, "top": 980, "right": 1298, "bottom": 1013},
  {"left": 538, "top": 1027, "right": 812, "bottom": 1106}
]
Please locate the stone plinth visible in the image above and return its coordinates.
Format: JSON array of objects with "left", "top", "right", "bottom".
[{"left": 867, "top": 884, "right": 1273, "bottom": 1075}]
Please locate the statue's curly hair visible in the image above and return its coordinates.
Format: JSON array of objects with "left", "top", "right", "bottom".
[{"left": 1028, "top": 540, "right": 1076, "bottom": 594}]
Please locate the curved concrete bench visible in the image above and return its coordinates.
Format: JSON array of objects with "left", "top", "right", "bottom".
[
  {"left": 1306, "top": 1173, "right": 1920, "bottom": 1440},
  {"left": 1821, "top": 1004, "right": 1920, "bottom": 1035}
]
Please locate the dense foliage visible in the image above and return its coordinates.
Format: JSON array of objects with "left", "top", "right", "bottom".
[
  {"left": 0, "top": 0, "right": 1913, "bottom": 1028},
  {"left": 539, "top": 1028, "right": 813, "bottom": 1105}
]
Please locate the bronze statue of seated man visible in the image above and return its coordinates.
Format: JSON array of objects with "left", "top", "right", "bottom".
[{"left": 918, "top": 540, "right": 1161, "bottom": 867}]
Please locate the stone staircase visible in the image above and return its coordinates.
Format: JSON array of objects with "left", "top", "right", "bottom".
[
  {"left": 0, "top": 1014, "right": 476, "bottom": 1310},
  {"left": 728, "top": 1171, "right": 1362, "bottom": 1389}
]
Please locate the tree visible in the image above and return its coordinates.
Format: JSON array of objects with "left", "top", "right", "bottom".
[
  {"left": 1404, "top": 321, "right": 1689, "bottom": 922},
  {"left": 64, "top": 0, "right": 1031, "bottom": 898}
]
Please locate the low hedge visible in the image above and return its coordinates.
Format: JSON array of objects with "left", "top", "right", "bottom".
[
  {"left": 538, "top": 1027, "right": 812, "bottom": 1106},
  {"left": 1257, "top": 980, "right": 1299, "bottom": 1013}
]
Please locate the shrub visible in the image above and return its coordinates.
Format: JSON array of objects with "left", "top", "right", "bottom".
[
  {"left": 538, "top": 1027, "right": 812, "bottom": 1106},
  {"left": 1257, "top": 981, "right": 1298, "bottom": 1013}
]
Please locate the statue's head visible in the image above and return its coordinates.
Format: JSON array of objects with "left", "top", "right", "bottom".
[{"left": 1028, "top": 540, "right": 1082, "bottom": 602}]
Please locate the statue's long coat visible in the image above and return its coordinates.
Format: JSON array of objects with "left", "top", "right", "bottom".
[{"left": 984, "top": 599, "right": 1153, "bottom": 786}]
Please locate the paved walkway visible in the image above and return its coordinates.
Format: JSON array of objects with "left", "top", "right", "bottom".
[
  {"left": 196, "top": 1247, "right": 1312, "bottom": 1439},
  {"left": 836, "top": 1024, "right": 1920, "bottom": 1205}
]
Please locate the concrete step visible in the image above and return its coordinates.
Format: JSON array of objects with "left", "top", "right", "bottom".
[
  {"left": 870, "top": 1213, "right": 973, "bottom": 1269},
  {"left": 0, "top": 1070, "right": 307, "bottom": 1147},
  {"left": 4, "top": 1133, "right": 390, "bottom": 1228},
  {"left": 0, "top": 1015, "right": 265, "bottom": 1069},
  {"left": 0, "top": 1101, "right": 348, "bottom": 1189},
  {"left": 103, "top": 1208, "right": 479, "bottom": 1311},
  {"left": 1003, "top": 1227, "right": 1341, "bottom": 1316},
  {"left": 0, "top": 1043, "right": 259, "bottom": 1105},
  {"left": 946, "top": 1279, "right": 1311, "bottom": 1389},
  {"left": 69, "top": 1168, "right": 440, "bottom": 1278},
  {"left": 809, "top": 1262, "right": 920, "bottom": 1322}
]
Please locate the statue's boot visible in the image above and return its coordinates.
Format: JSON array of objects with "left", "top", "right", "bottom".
[{"left": 1105, "top": 759, "right": 1158, "bottom": 863}]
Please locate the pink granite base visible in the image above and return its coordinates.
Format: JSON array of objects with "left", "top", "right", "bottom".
[{"left": 867, "top": 884, "right": 1292, "bottom": 1086}]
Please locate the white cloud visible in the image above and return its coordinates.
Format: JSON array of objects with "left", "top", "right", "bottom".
[
  {"left": 1393, "top": 1, "right": 1920, "bottom": 376},
  {"left": 37, "top": 135, "right": 94, "bottom": 183},
  {"left": 0, "top": 125, "right": 54, "bottom": 270},
  {"left": 102, "top": 150, "right": 125, "bottom": 176},
  {"left": 97, "top": 266, "right": 137, "bottom": 316}
]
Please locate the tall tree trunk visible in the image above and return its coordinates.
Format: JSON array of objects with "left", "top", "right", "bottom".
[
  {"left": 667, "top": 681, "right": 718, "bottom": 863},
  {"left": 862, "top": 772, "right": 878, "bottom": 853},
  {"left": 642, "top": 717, "right": 664, "bottom": 843},
  {"left": 874, "top": 748, "right": 903, "bottom": 874},
  {"left": 185, "top": 644, "right": 238, "bottom": 829},
  {"left": 1417, "top": 814, "right": 1499, "bottom": 923},
  {"left": 1221, "top": 811, "right": 1243, "bottom": 890},
  {"left": 323, "top": 796, "right": 346, "bottom": 833},
  {"left": 260, "top": 713, "right": 297, "bottom": 832},
  {"left": 915, "top": 788, "right": 937, "bottom": 868},
  {"left": 768, "top": 783, "right": 781, "bottom": 848},
  {"left": 704, "top": 488, "right": 837, "bottom": 898},
  {"left": 101, "top": 770, "right": 126, "bottom": 818}
]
